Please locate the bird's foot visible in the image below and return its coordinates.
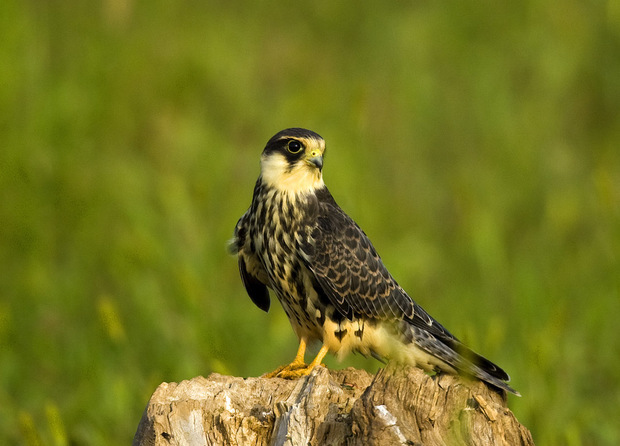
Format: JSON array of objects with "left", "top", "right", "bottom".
[{"left": 263, "top": 361, "right": 325, "bottom": 379}]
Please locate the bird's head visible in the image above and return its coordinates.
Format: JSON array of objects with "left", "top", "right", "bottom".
[{"left": 260, "top": 128, "right": 326, "bottom": 195}]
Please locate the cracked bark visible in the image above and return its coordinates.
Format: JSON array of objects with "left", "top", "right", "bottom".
[{"left": 133, "top": 364, "right": 534, "bottom": 446}]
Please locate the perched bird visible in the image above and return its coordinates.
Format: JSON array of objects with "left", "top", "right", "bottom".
[{"left": 230, "top": 128, "right": 519, "bottom": 395}]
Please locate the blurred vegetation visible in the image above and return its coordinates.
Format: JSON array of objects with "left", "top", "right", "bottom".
[{"left": 1, "top": 0, "right": 619, "bottom": 444}]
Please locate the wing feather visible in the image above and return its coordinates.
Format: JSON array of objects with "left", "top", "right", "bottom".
[
  {"left": 232, "top": 214, "right": 271, "bottom": 312},
  {"left": 239, "top": 256, "right": 270, "bottom": 312},
  {"left": 303, "top": 190, "right": 514, "bottom": 388},
  {"left": 303, "top": 191, "right": 455, "bottom": 342}
]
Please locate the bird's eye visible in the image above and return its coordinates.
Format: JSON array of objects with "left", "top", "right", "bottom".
[{"left": 287, "top": 140, "right": 303, "bottom": 154}]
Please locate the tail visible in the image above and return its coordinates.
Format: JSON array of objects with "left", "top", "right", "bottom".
[
  {"left": 434, "top": 335, "right": 520, "bottom": 396},
  {"left": 451, "top": 340, "right": 520, "bottom": 396},
  {"left": 406, "top": 323, "right": 520, "bottom": 396}
]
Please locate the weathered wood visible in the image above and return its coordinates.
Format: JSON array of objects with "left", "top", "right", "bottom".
[{"left": 133, "top": 364, "right": 534, "bottom": 446}]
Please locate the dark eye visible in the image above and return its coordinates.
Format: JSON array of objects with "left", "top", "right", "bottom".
[{"left": 287, "top": 140, "right": 303, "bottom": 154}]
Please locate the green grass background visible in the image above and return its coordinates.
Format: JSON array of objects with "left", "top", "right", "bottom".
[{"left": 2, "top": 0, "right": 619, "bottom": 444}]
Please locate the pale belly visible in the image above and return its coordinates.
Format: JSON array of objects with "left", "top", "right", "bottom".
[{"left": 277, "top": 282, "right": 456, "bottom": 375}]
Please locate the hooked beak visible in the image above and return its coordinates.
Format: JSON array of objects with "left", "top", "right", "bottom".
[{"left": 306, "top": 151, "right": 323, "bottom": 170}]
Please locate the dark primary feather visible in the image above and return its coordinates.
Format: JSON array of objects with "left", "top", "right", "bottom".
[
  {"left": 231, "top": 214, "right": 271, "bottom": 312},
  {"left": 239, "top": 256, "right": 270, "bottom": 312}
]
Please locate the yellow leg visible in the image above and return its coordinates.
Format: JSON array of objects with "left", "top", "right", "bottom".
[
  {"left": 263, "top": 338, "right": 308, "bottom": 378},
  {"left": 263, "top": 340, "right": 329, "bottom": 379},
  {"left": 291, "top": 338, "right": 307, "bottom": 367},
  {"left": 308, "top": 344, "right": 329, "bottom": 369}
]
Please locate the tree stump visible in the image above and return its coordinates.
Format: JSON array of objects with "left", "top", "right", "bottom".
[{"left": 133, "top": 364, "right": 534, "bottom": 446}]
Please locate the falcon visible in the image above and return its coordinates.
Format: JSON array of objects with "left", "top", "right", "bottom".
[{"left": 230, "top": 128, "right": 518, "bottom": 395}]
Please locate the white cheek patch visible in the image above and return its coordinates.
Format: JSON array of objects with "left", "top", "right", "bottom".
[
  {"left": 260, "top": 153, "right": 289, "bottom": 186},
  {"left": 260, "top": 152, "right": 324, "bottom": 195}
]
